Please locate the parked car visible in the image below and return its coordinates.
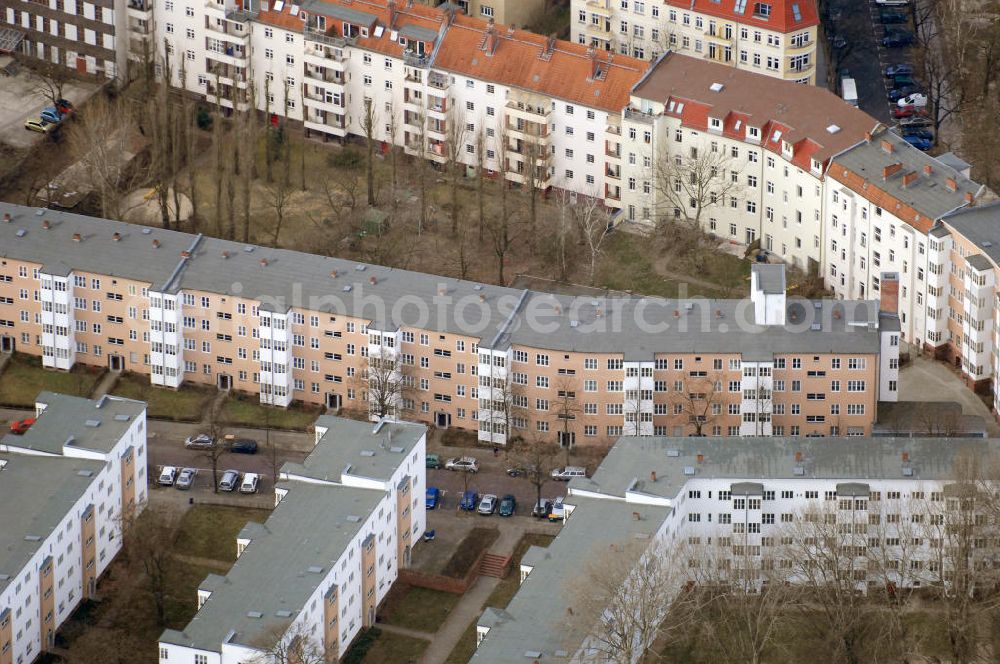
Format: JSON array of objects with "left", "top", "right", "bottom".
[
  {"left": 879, "top": 10, "right": 910, "bottom": 24},
  {"left": 445, "top": 456, "right": 479, "bottom": 473},
  {"left": 548, "top": 497, "right": 566, "bottom": 522},
  {"left": 532, "top": 499, "right": 553, "bottom": 518},
  {"left": 898, "top": 93, "right": 928, "bottom": 107},
  {"left": 175, "top": 467, "right": 197, "bottom": 489},
  {"left": 426, "top": 486, "right": 440, "bottom": 509},
  {"left": 883, "top": 30, "right": 915, "bottom": 47},
  {"left": 876, "top": 0, "right": 910, "bottom": 6},
  {"left": 885, "top": 63, "right": 915, "bottom": 77},
  {"left": 40, "top": 107, "right": 63, "bottom": 124},
  {"left": 506, "top": 464, "right": 538, "bottom": 478},
  {"left": 459, "top": 490, "right": 479, "bottom": 511},
  {"left": 478, "top": 494, "right": 498, "bottom": 515},
  {"left": 902, "top": 135, "right": 932, "bottom": 151},
  {"left": 901, "top": 127, "right": 934, "bottom": 140},
  {"left": 158, "top": 466, "right": 177, "bottom": 486},
  {"left": 891, "top": 74, "right": 917, "bottom": 88},
  {"left": 24, "top": 118, "right": 54, "bottom": 133},
  {"left": 219, "top": 469, "right": 241, "bottom": 492},
  {"left": 900, "top": 115, "right": 933, "bottom": 127},
  {"left": 426, "top": 453, "right": 442, "bottom": 469},
  {"left": 227, "top": 437, "right": 258, "bottom": 454},
  {"left": 891, "top": 104, "right": 923, "bottom": 119},
  {"left": 551, "top": 466, "right": 587, "bottom": 481},
  {"left": 8, "top": 418, "right": 35, "bottom": 434},
  {"left": 499, "top": 494, "right": 516, "bottom": 517},
  {"left": 888, "top": 85, "right": 921, "bottom": 102},
  {"left": 832, "top": 35, "right": 847, "bottom": 49},
  {"left": 240, "top": 472, "right": 260, "bottom": 494},
  {"left": 185, "top": 433, "right": 216, "bottom": 449},
  {"left": 55, "top": 99, "right": 75, "bottom": 115}
]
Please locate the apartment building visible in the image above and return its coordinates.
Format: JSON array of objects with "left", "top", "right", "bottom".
[
  {"left": 159, "top": 416, "right": 426, "bottom": 664},
  {"left": 0, "top": 392, "right": 147, "bottom": 664},
  {"left": 413, "top": 0, "right": 546, "bottom": 27},
  {"left": 473, "top": 434, "right": 1000, "bottom": 662},
  {"left": 619, "top": 52, "right": 878, "bottom": 271},
  {"left": 571, "top": 0, "right": 819, "bottom": 84},
  {"left": 153, "top": 0, "right": 648, "bottom": 209},
  {"left": 0, "top": 0, "right": 129, "bottom": 79},
  {"left": 0, "top": 203, "right": 899, "bottom": 447},
  {"left": 824, "top": 128, "right": 984, "bottom": 358}
]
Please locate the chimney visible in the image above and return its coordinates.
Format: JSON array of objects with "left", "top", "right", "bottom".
[
  {"left": 632, "top": 511, "right": 641, "bottom": 521},
  {"left": 902, "top": 171, "right": 919, "bottom": 188},
  {"left": 72, "top": 233, "right": 82, "bottom": 242},
  {"left": 221, "top": 250, "right": 230, "bottom": 259},
  {"left": 880, "top": 139, "right": 894, "bottom": 154},
  {"left": 180, "top": 250, "right": 190, "bottom": 258},
  {"left": 882, "top": 163, "right": 903, "bottom": 180},
  {"left": 696, "top": 453, "right": 704, "bottom": 463},
  {"left": 330, "top": 269, "right": 338, "bottom": 278},
  {"left": 902, "top": 451, "right": 910, "bottom": 463},
  {"left": 387, "top": 0, "right": 396, "bottom": 27},
  {"left": 650, "top": 471, "right": 657, "bottom": 482},
  {"left": 152, "top": 239, "right": 161, "bottom": 249},
  {"left": 546, "top": 33, "right": 556, "bottom": 55},
  {"left": 42, "top": 219, "right": 51, "bottom": 230},
  {"left": 2, "top": 212, "right": 11, "bottom": 222},
  {"left": 484, "top": 18, "right": 498, "bottom": 55},
  {"left": 260, "top": 258, "right": 268, "bottom": 267},
  {"left": 437, "top": 286, "right": 447, "bottom": 296},
  {"left": 588, "top": 48, "right": 600, "bottom": 79},
  {"left": 794, "top": 451, "right": 803, "bottom": 462},
  {"left": 369, "top": 276, "right": 377, "bottom": 285},
  {"left": 880, "top": 272, "right": 900, "bottom": 315},
  {"left": 923, "top": 164, "right": 933, "bottom": 176},
  {"left": 864, "top": 131, "right": 873, "bottom": 143},
  {"left": 964, "top": 191, "right": 974, "bottom": 204},
  {"left": 479, "top": 293, "right": 486, "bottom": 302},
  {"left": 945, "top": 177, "right": 958, "bottom": 192}
]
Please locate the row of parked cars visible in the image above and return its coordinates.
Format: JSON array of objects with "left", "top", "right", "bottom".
[
  {"left": 184, "top": 433, "right": 258, "bottom": 453},
  {"left": 429, "top": 454, "right": 588, "bottom": 481},
  {"left": 873, "top": 4, "right": 934, "bottom": 151},
  {"left": 24, "top": 98, "right": 74, "bottom": 134},
  {"left": 158, "top": 465, "right": 260, "bottom": 493}
]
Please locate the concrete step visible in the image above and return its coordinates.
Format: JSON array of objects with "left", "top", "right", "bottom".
[{"left": 478, "top": 553, "right": 511, "bottom": 579}]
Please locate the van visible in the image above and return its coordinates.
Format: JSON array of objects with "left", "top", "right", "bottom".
[
  {"left": 551, "top": 466, "right": 587, "bottom": 481},
  {"left": 840, "top": 77, "right": 858, "bottom": 107}
]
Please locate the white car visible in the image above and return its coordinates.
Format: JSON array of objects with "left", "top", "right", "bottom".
[
  {"left": 897, "top": 93, "right": 928, "bottom": 108},
  {"left": 158, "top": 466, "right": 177, "bottom": 486},
  {"left": 240, "top": 472, "right": 260, "bottom": 494},
  {"left": 445, "top": 456, "right": 479, "bottom": 473},
  {"left": 478, "top": 494, "right": 497, "bottom": 515},
  {"left": 875, "top": 0, "right": 909, "bottom": 5},
  {"left": 551, "top": 466, "right": 587, "bottom": 481}
]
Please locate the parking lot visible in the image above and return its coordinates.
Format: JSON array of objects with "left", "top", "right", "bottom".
[
  {"left": 0, "top": 67, "right": 98, "bottom": 148},
  {"left": 823, "top": 0, "right": 919, "bottom": 126}
]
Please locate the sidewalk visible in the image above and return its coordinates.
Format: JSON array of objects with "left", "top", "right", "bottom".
[
  {"left": 419, "top": 575, "right": 500, "bottom": 664},
  {"left": 89, "top": 370, "right": 119, "bottom": 399}
]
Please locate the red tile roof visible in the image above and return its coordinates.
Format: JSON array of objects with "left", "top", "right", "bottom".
[
  {"left": 302, "top": 0, "right": 445, "bottom": 59},
  {"left": 257, "top": 2, "right": 304, "bottom": 31},
  {"left": 665, "top": 0, "right": 819, "bottom": 33},
  {"left": 433, "top": 14, "right": 649, "bottom": 112}
]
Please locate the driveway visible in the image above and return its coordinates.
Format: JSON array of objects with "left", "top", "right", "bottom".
[
  {"left": 0, "top": 69, "right": 99, "bottom": 149},
  {"left": 898, "top": 355, "right": 1000, "bottom": 436}
]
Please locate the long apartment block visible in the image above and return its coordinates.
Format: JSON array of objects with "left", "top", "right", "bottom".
[
  {"left": 0, "top": 392, "right": 147, "bottom": 664},
  {"left": 159, "top": 416, "right": 426, "bottom": 664},
  {"left": 571, "top": 0, "right": 819, "bottom": 84},
  {"left": 473, "top": 434, "right": 1000, "bottom": 662},
  {"left": 0, "top": 202, "right": 899, "bottom": 446}
]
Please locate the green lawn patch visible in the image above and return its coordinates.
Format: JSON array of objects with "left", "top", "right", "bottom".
[
  {"left": 174, "top": 505, "right": 269, "bottom": 563},
  {"left": 164, "top": 561, "right": 218, "bottom": 629},
  {"left": 0, "top": 352, "right": 102, "bottom": 407},
  {"left": 443, "top": 621, "right": 478, "bottom": 664},
  {"left": 343, "top": 628, "right": 428, "bottom": 664},
  {"left": 219, "top": 393, "right": 323, "bottom": 430},
  {"left": 441, "top": 527, "right": 499, "bottom": 579},
  {"left": 110, "top": 372, "right": 214, "bottom": 421},
  {"left": 485, "top": 533, "right": 555, "bottom": 610},
  {"left": 380, "top": 583, "right": 461, "bottom": 633}
]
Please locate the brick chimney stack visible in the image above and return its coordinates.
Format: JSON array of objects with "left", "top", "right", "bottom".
[
  {"left": 484, "top": 18, "right": 498, "bottom": 55},
  {"left": 882, "top": 163, "right": 903, "bottom": 180},
  {"left": 880, "top": 272, "right": 900, "bottom": 314}
]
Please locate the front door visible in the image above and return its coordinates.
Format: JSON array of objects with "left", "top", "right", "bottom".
[
  {"left": 217, "top": 374, "right": 232, "bottom": 391},
  {"left": 108, "top": 354, "right": 123, "bottom": 372},
  {"left": 0, "top": 334, "right": 13, "bottom": 353},
  {"left": 326, "top": 393, "right": 342, "bottom": 410},
  {"left": 436, "top": 412, "right": 450, "bottom": 428},
  {"left": 558, "top": 431, "right": 576, "bottom": 448}
]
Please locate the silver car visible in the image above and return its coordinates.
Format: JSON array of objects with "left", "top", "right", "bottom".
[
  {"left": 185, "top": 433, "right": 216, "bottom": 449},
  {"left": 175, "top": 467, "right": 197, "bottom": 490},
  {"left": 218, "top": 469, "right": 240, "bottom": 492}
]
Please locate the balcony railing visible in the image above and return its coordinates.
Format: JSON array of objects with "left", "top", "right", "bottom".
[
  {"left": 624, "top": 107, "right": 655, "bottom": 124},
  {"left": 403, "top": 51, "right": 429, "bottom": 68},
  {"left": 303, "top": 27, "right": 356, "bottom": 49}
]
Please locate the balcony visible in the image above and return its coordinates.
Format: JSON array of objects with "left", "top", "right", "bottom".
[
  {"left": 585, "top": 19, "right": 611, "bottom": 35},
  {"left": 127, "top": 0, "right": 151, "bottom": 18},
  {"left": 205, "top": 16, "right": 249, "bottom": 42},
  {"left": 304, "top": 42, "right": 348, "bottom": 67},
  {"left": 623, "top": 107, "right": 655, "bottom": 124},
  {"left": 505, "top": 120, "right": 550, "bottom": 142},
  {"left": 585, "top": 0, "right": 613, "bottom": 15},
  {"left": 605, "top": 164, "right": 620, "bottom": 179},
  {"left": 605, "top": 141, "right": 620, "bottom": 159},
  {"left": 403, "top": 51, "right": 429, "bottom": 68},
  {"left": 205, "top": 44, "right": 247, "bottom": 65},
  {"left": 304, "top": 66, "right": 344, "bottom": 85},
  {"left": 303, "top": 26, "right": 357, "bottom": 49},
  {"left": 305, "top": 114, "right": 347, "bottom": 138}
]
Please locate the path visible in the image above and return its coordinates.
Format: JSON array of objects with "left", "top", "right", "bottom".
[
  {"left": 0, "top": 352, "right": 10, "bottom": 377},
  {"left": 418, "top": 575, "right": 501, "bottom": 664},
  {"left": 170, "top": 553, "right": 232, "bottom": 573},
  {"left": 376, "top": 623, "right": 434, "bottom": 642},
  {"left": 89, "top": 370, "right": 119, "bottom": 400}
]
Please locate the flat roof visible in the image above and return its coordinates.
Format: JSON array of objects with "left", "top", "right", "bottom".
[
  {"left": 0, "top": 392, "right": 145, "bottom": 456},
  {"left": 472, "top": 497, "right": 670, "bottom": 663},
  {"left": 754, "top": 264, "right": 786, "bottom": 294},
  {"left": 942, "top": 201, "right": 1000, "bottom": 267},
  {"left": 160, "top": 482, "right": 382, "bottom": 652},
  {"left": 0, "top": 454, "right": 104, "bottom": 592},
  {"left": 281, "top": 417, "right": 426, "bottom": 482},
  {"left": 573, "top": 436, "right": 1000, "bottom": 501}
]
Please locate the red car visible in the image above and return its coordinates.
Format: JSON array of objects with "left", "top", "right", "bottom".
[
  {"left": 9, "top": 418, "right": 36, "bottom": 434},
  {"left": 892, "top": 105, "right": 925, "bottom": 119}
]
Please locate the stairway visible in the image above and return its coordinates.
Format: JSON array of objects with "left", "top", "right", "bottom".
[{"left": 478, "top": 552, "right": 511, "bottom": 579}]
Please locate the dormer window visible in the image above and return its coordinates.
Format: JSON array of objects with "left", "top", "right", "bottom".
[
  {"left": 747, "top": 126, "right": 759, "bottom": 139},
  {"left": 753, "top": 2, "right": 771, "bottom": 18},
  {"left": 667, "top": 100, "right": 676, "bottom": 112},
  {"left": 709, "top": 117, "right": 722, "bottom": 130}
]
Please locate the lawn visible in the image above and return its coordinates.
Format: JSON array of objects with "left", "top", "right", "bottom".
[
  {"left": 441, "top": 527, "right": 500, "bottom": 579},
  {"left": 164, "top": 560, "right": 219, "bottom": 628},
  {"left": 342, "top": 628, "right": 429, "bottom": 664},
  {"left": 380, "top": 583, "right": 461, "bottom": 633},
  {"left": 219, "top": 393, "right": 324, "bottom": 431},
  {"left": 174, "top": 504, "right": 269, "bottom": 563},
  {"left": 110, "top": 371, "right": 215, "bottom": 421},
  {"left": 0, "top": 352, "right": 102, "bottom": 407}
]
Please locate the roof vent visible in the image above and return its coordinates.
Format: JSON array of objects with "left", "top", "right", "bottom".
[
  {"left": 113, "top": 414, "right": 131, "bottom": 422},
  {"left": 112, "top": 232, "right": 122, "bottom": 242},
  {"left": 152, "top": 239, "right": 160, "bottom": 248},
  {"left": 85, "top": 419, "right": 101, "bottom": 427},
  {"left": 25, "top": 535, "right": 42, "bottom": 542},
  {"left": 473, "top": 284, "right": 483, "bottom": 290},
  {"left": 683, "top": 466, "right": 696, "bottom": 476},
  {"left": 307, "top": 565, "right": 324, "bottom": 574},
  {"left": 15, "top": 229, "right": 26, "bottom": 237},
  {"left": 524, "top": 652, "right": 543, "bottom": 659},
  {"left": 342, "top": 285, "right": 352, "bottom": 292},
  {"left": 984, "top": 241, "right": 993, "bottom": 248},
  {"left": 355, "top": 264, "right": 367, "bottom": 271},
  {"left": 360, "top": 450, "right": 376, "bottom": 457},
  {"left": 810, "top": 323, "right": 821, "bottom": 331},
  {"left": 244, "top": 245, "right": 255, "bottom": 252},
  {"left": 73, "top": 233, "right": 82, "bottom": 242},
  {"left": 42, "top": 219, "right": 51, "bottom": 230},
  {"left": 389, "top": 446, "right": 404, "bottom": 453},
  {"left": 222, "top": 251, "right": 230, "bottom": 259},
  {"left": 346, "top": 515, "right": 361, "bottom": 523},
  {"left": 76, "top": 469, "right": 94, "bottom": 477},
  {"left": 246, "top": 611, "right": 264, "bottom": 619},
  {"left": 902, "top": 466, "right": 914, "bottom": 477},
  {"left": 826, "top": 124, "right": 841, "bottom": 134},
  {"left": 275, "top": 610, "right": 293, "bottom": 618},
  {"left": 709, "top": 82, "right": 724, "bottom": 92},
  {"left": 793, "top": 466, "right": 805, "bottom": 476},
  {"left": 141, "top": 227, "right": 152, "bottom": 235},
  {"left": 666, "top": 449, "right": 679, "bottom": 457}
]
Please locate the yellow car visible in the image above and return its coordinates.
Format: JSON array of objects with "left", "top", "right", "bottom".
[{"left": 24, "top": 117, "right": 55, "bottom": 133}]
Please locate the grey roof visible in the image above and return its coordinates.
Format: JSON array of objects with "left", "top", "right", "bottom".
[
  {"left": 0, "top": 203, "right": 196, "bottom": 290},
  {"left": 160, "top": 482, "right": 382, "bottom": 652},
  {"left": 967, "top": 254, "right": 994, "bottom": 272},
  {"left": 831, "top": 131, "right": 981, "bottom": 222},
  {"left": 472, "top": 497, "right": 670, "bottom": 663},
  {"left": 936, "top": 151, "right": 972, "bottom": 177},
  {"left": 0, "top": 203, "right": 888, "bottom": 358},
  {"left": 399, "top": 23, "right": 438, "bottom": 42},
  {"left": 929, "top": 225, "right": 951, "bottom": 239},
  {"left": 281, "top": 416, "right": 425, "bottom": 482},
  {"left": 942, "top": 201, "right": 1000, "bottom": 266},
  {"left": 572, "top": 436, "right": 1000, "bottom": 502},
  {"left": 301, "top": 0, "right": 377, "bottom": 25},
  {"left": 0, "top": 454, "right": 104, "bottom": 592},
  {"left": 753, "top": 264, "right": 785, "bottom": 294},
  {"left": 0, "top": 392, "right": 145, "bottom": 456}
]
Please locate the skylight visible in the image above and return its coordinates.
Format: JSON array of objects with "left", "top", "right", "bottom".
[
  {"left": 792, "top": 3, "right": 802, "bottom": 21},
  {"left": 734, "top": 0, "right": 747, "bottom": 14}
]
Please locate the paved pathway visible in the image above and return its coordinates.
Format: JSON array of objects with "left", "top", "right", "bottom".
[
  {"left": 418, "top": 575, "right": 501, "bottom": 664},
  {"left": 89, "top": 370, "right": 120, "bottom": 399},
  {"left": 376, "top": 623, "right": 433, "bottom": 642}
]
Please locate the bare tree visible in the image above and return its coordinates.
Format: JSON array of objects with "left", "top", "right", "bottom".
[
  {"left": 386, "top": 101, "right": 400, "bottom": 209},
  {"left": 554, "top": 376, "right": 581, "bottom": 461},
  {"left": 508, "top": 437, "right": 560, "bottom": 521},
  {"left": 364, "top": 347, "right": 407, "bottom": 420},
  {"left": 27, "top": 60, "right": 71, "bottom": 108},
  {"left": 671, "top": 377, "right": 723, "bottom": 436},
  {"left": 118, "top": 504, "right": 177, "bottom": 627},
  {"left": 361, "top": 97, "right": 378, "bottom": 207},
  {"left": 489, "top": 121, "right": 516, "bottom": 285},
  {"left": 66, "top": 96, "right": 139, "bottom": 220},
  {"left": 249, "top": 622, "right": 329, "bottom": 664},
  {"left": 653, "top": 144, "right": 744, "bottom": 232},
  {"left": 264, "top": 174, "right": 294, "bottom": 248},
  {"left": 444, "top": 106, "right": 469, "bottom": 235},
  {"left": 198, "top": 414, "right": 226, "bottom": 494},
  {"left": 576, "top": 192, "right": 614, "bottom": 285},
  {"left": 473, "top": 124, "right": 491, "bottom": 241}
]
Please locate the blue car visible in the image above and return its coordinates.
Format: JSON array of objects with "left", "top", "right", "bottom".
[
  {"left": 883, "top": 31, "right": 914, "bottom": 47},
  {"left": 902, "top": 135, "right": 932, "bottom": 151},
  {"left": 40, "top": 107, "right": 63, "bottom": 124},
  {"left": 426, "top": 486, "right": 440, "bottom": 510},
  {"left": 884, "top": 63, "right": 914, "bottom": 77},
  {"left": 459, "top": 490, "right": 478, "bottom": 511}
]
